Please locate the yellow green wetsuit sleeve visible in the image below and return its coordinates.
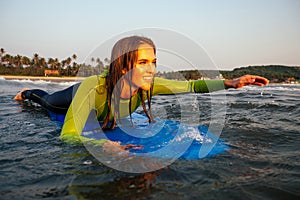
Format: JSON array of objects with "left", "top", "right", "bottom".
[
  {"left": 153, "top": 77, "right": 225, "bottom": 95},
  {"left": 60, "top": 75, "right": 107, "bottom": 144}
]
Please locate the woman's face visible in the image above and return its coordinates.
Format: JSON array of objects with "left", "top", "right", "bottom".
[
  {"left": 120, "top": 43, "right": 156, "bottom": 98},
  {"left": 132, "top": 44, "right": 156, "bottom": 90},
  {"left": 129, "top": 43, "right": 156, "bottom": 91}
]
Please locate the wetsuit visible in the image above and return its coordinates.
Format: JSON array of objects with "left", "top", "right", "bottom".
[
  {"left": 22, "top": 73, "right": 225, "bottom": 141},
  {"left": 22, "top": 83, "right": 81, "bottom": 114}
]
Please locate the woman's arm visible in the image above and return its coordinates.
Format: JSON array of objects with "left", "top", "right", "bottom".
[
  {"left": 153, "top": 75, "right": 269, "bottom": 95},
  {"left": 152, "top": 77, "right": 226, "bottom": 95},
  {"left": 60, "top": 75, "right": 106, "bottom": 142}
]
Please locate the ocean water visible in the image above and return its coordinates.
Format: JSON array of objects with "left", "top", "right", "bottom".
[{"left": 0, "top": 77, "right": 299, "bottom": 200}]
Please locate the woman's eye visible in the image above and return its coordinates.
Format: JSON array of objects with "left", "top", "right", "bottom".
[{"left": 137, "top": 60, "right": 156, "bottom": 66}]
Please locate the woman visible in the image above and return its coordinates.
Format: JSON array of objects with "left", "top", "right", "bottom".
[{"left": 14, "top": 36, "right": 269, "bottom": 144}]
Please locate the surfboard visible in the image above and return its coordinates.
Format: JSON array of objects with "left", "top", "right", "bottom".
[{"left": 48, "top": 111, "right": 229, "bottom": 160}]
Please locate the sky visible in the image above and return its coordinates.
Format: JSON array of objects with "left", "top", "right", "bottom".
[{"left": 0, "top": 0, "right": 299, "bottom": 71}]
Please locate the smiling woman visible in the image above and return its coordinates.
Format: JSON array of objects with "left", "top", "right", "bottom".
[{"left": 13, "top": 35, "right": 269, "bottom": 148}]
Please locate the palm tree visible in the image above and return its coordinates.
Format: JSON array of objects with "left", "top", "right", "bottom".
[
  {"left": 39, "top": 57, "right": 47, "bottom": 68},
  {"left": 2, "top": 54, "right": 12, "bottom": 65},
  {"left": 14, "top": 55, "right": 23, "bottom": 67},
  {"left": 66, "top": 57, "right": 72, "bottom": 67},
  {"left": 0, "top": 48, "right": 5, "bottom": 61},
  {"left": 91, "top": 57, "right": 95, "bottom": 66},
  {"left": 96, "top": 57, "right": 104, "bottom": 72},
  {"left": 56, "top": 59, "right": 61, "bottom": 74},
  {"left": 61, "top": 59, "right": 66, "bottom": 69},
  {"left": 54, "top": 58, "right": 59, "bottom": 70},
  {"left": 72, "top": 54, "right": 77, "bottom": 60},
  {"left": 33, "top": 53, "right": 39, "bottom": 68},
  {"left": 22, "top": 56, "right": 31, "bottom": 66},
  {"left": 104, "top": 57, "right": 110, "bottom": 69},
  {"left": 48, "top": 58, "right": 55, "bottom": 69}
]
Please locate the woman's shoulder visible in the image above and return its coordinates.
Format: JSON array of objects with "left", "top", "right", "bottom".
[
  {"left": 83, "top": 73, "right": 107, "bottom": 84},
  {"left": 78, "top": 74, "right": 106, "bottom": 92}
]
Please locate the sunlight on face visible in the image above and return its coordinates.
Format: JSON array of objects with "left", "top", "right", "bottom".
[
  {"left": 120, "top": 43, "right": 156, "bottom": 98},
  {"left": 132, "top": 43, "right": 156, "bottom": 91}
]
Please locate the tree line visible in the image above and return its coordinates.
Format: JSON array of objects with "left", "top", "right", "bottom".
[
  {"left": 0, "top": 48, "right": 109, "bottom": 77},
  {"left": 220, "top": 65, "right": 300, "bottom": 83}
]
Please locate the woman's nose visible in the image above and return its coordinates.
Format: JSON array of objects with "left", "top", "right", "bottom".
[{"left": 146, "top": 63, "right": 156, "bottom": 73}]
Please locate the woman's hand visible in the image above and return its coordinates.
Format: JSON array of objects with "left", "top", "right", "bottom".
[
  {"left": 102, "top": 141, "right": 142, "bottom": 156},
  {"left": 224, "top": 75, "right": 269, "bottom": 89},
  {"left": 103, "top": 141, "right": 127, "bottom": 155}
]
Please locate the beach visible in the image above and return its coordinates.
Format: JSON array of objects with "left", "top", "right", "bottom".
[{"left": 0, "top": 75, "right": 85, "bottom": 82}]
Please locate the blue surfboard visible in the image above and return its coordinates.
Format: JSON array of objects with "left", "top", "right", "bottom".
[{"left": 48, "top": 111, "right": 229, "bottom": 160}]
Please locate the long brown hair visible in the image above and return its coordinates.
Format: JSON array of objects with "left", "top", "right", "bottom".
[{"left": 102, "top": 36, "right": 156, "bottom": 130}]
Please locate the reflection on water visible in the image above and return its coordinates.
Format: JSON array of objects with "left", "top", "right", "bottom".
[{"left": 68, "top": 170, "right": 162, "bottom": 199}]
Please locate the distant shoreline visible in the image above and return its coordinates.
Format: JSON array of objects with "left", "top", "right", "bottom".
[{"left": 1, "top": 75, "right": 85, "bottom": 82}]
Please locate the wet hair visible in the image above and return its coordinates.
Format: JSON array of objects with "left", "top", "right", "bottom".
[{"left": 102, "top": 36, "right": 156, "bottom": 130}]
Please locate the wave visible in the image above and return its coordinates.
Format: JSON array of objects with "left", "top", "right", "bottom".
[
  {"left": 237, "top": 84, "right": 300, "bottom": 92},
  {"left": 0, "top": 78, "right": 79, "bottom": 87}
]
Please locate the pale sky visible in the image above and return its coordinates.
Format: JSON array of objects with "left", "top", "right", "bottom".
[{"left": 1, "top": 0, "right": 299, "bottom": 71}]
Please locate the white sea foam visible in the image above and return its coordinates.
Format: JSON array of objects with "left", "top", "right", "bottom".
[
  {"left": 171, "top": 125, "right": 213, "bottom": 144},
  {"left": 3, "top": 78, "right": 78, "bottom": 87},
  {"left": 235, "top": 84, "right": 300, "bottom": 92}
]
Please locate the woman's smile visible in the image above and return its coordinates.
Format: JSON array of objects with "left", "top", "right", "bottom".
[{"left": 143, "top": 76, "right": 153, "bottom": 81}]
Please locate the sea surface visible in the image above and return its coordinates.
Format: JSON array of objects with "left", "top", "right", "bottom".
[{"left": 0, "top": 77, "right": 299, "bottom": 200}]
